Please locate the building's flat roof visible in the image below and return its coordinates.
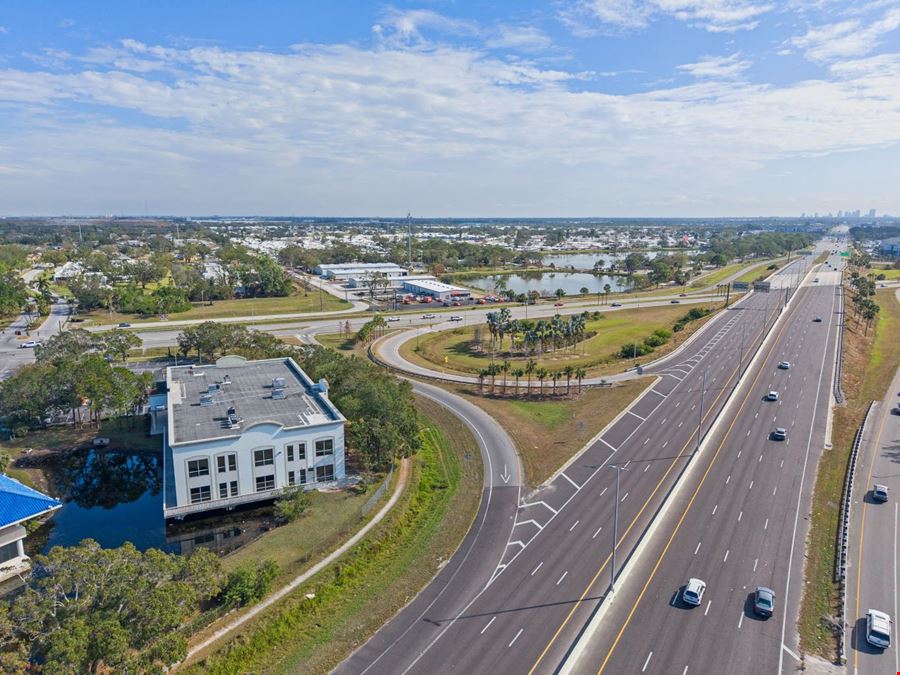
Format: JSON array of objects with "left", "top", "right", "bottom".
[
  {"left": 167, "top": 356, "right": 343, "bottom": 445},
  {"left": 401, "top": 278, "right": 469, "bottom": 293},
  {"left": 319, "top": 262, "right": 407, "bottom": 271}
]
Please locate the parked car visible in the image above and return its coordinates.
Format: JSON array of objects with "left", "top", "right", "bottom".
[
  {"left": 753, "top": 586, "right": 775, "bottom": 617},
  {"left": 422, "top": 313, "right": 437, "bottom": 319},
  {"left": 20, "top": 340, "right": 38, "bottom": 349},
  {"left": 449, "top": 315, "right": 463, "bottom": 322},
  {"left": 387, "top": 316, "right": 400, "bottom": 322},
  {"left": 873, "top": 484, "right": 889, "bottom": 503},
  {"left": 772, "top": 427, "right": 787, "bottom": 441},
  {"left": 866, "top": 609, "right": 892, "bottom": 649},
  {"left": 766, "top": 391, "right": 780, "bottom": 401},
  {"left": 778, "top": 361, "right": 791, "bottom": 370},
  {"left": 682, "top": 578, "right": 706, "bottom": 606}
]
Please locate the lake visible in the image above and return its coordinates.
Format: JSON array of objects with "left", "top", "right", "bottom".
[
  {"left": 466, "top": 271, "right": 633, "bottom": 296},
  {"left": 541, "top": 250, "right": 697, "bottom": 269},
  {"left": 32, "top": 448, "right": 273, "bottom": 557}
]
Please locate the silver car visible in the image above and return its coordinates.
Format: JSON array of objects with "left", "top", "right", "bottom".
[
  {"left": 682, "top": 578, "right": 706, "bottom": 606},
  {"left": 753, "top": 586, "right": 775, "bottom": 617}
]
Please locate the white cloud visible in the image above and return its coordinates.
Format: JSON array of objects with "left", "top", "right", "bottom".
[
  {"left": 677, "top": 53, "right": 751, "bottom": 77},
  {"left": 562, "top": 0, "right": 773, "bottom": 34},
  {"left": 790, "top": 6, "right": 900, "bottom": 62},
  {"left": 0, "top": 26, "right": 9, "bottom": 34},
  {"left": 373, "top": 8, "right": 478, "bottom": 46},
  {"left": 0, "top": 39, "right": 899, "bottom": 215},
  {"left": 486, "top": 25, "right": 553, "bottom": 52}
]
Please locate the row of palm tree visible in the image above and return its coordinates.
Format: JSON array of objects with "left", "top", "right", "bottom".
[
  {"left": 847, "top": 268, "right": 880, "bottom": 335},
  {"left": 477, "top": 359, "right": 588, "bottom": 398},
  {"left": 484, "top": 308, "right": 590, "bottom": 356}
]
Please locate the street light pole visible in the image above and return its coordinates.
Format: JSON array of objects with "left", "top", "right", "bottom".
[
  {"left": 609, "top": 463, "right": 628, "bottom": 593},
  {"left": 696, "top": 368, "right": 707, "bottom": 454}
]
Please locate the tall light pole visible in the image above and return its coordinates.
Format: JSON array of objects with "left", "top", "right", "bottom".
[
  {"left": 609, "top": 463, "right": 628, "bottom": 593},
  {"left": 696, "top": 368, "right": 707, "bottom": 454}
]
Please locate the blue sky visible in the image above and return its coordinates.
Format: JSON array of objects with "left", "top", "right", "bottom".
[{"left": 1, "top": 0, "right": 899, "bottom": 216}]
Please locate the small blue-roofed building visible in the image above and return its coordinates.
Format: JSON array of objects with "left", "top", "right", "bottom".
[{"left": 0, "top": 474, "right": 61, "bottom": 582}]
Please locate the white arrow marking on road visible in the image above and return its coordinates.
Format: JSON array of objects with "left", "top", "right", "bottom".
[{"left": 500, "top": 464, "right": 510, "bottom": 484}]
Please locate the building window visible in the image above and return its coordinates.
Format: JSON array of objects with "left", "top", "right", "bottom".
[
  {"left": 0, "top": 541, "right": 19, "bottom": 564},
  {"left": 190, "top": 486, "right": 211, "bottom": 504},
  {"left": 299, "top": 469, "right": 307, "bottom": 484},
  {"left": 316, "top": 464, "right": 335, "bottom": 482},
  {"left": 230, "top": 481, "right": 239, "bottom": 497},
  {"left": 288, "top": 471, "right": 295, "bottom": 486},
  {"left": 217, "top": 454, "right": 237, "bottom": 473},
  {"left": 298, "top": 443, "right": 306, "bottom": 460},
  {"left": 315, "top": 439, "right": 334, "bottom": 457},
  {"left": 286, "top": 445, "right": 294, "bottom": 462},
  {"left": 188, "top": 458, "right": 209, "bottom": 478},
  {"left": 255, "top": 475, "right": 275, "bottom": 492},
  {"left": 218, "top": 482, "right": 228, "bottom": 499},
  {"left": 254, "top": 448, "right": 274, "bottom": 467}
]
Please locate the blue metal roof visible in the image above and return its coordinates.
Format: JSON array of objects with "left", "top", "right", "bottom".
[{"left": 0, "top": 474, "right": 61, "bottom": 528}]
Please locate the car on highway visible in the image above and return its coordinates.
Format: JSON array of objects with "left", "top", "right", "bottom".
[
  {"left": 554, "top": 302, "right": 564, "bottom": 307},
  {"left": 20, "top": 340, "right": 39, "bottom": 348},
  {"left": 753, "top": 586, "right": 775, "bottom": 618},
  {"left": 778, "top": 361, "right": 791, "bottom": 370},
  {"left": 670, "top": 299, "right": 680, "bottom": 304},
  {"left": 421, "top": 313, "right": 437, "bottom": 319},
  {"left": 611, "top": 302, "right": 622, "bottom": 307},
  {"left": 813, "top": 277, "right": 819, "bottom": 283},
  {"left": 117, "top": 322, "right": 131, "bottom": 328},
  {"left": 679, "top": 292, "right": 688, "bottom": 297},
  {"left": 772, "top": 427, "right": 787, "bottom": 441},
  {"left": 893, "top": 403, "right": 900, "bottom": 416},
  {"left": 449, "top": 315, "right": 463, "bottom": 322},
  {"left": 866, "top": 609, "right": 892, "bottom": 649},
  {"left": 766, "top": 391, "right": 780, "bottom": 401},
  {"left": 873, "top": 484, "right": 889, "bottom": 503},
  {"left": 682, "top": 578, "right": 706, "bottom": 606},
  {"left": 387, "top": 316, "right": 400, "bottom": 322},
  {"left": 813, "top": 316, "right": 823, "bottom": 322}
]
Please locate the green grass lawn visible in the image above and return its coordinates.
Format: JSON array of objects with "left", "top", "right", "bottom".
[
  {"left": 732, "top": 256, "right": 789, "bottom": 285},
  {"left": 872, "top": 268, "right": 900, "bottom": 280},
  {"left": 398, "top": 302, "right": 719, "bottom": 379},
  {"left": 84, "top": 286, "right": 350, "bottom": 326}
]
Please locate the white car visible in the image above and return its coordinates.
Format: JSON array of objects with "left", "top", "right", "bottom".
[
  {"left": 866, "top": 609, "right": 892, "bottom": 649},
  {"left": 20, "top": 340, "right": 39, "bottom": 348},
  {"left": 766, "top": 391, "right": 779, "bottom": 401},
  {"left": 778, "top": 361, "right": 791, "bottom": 370},
  {"left": 421, "top": 313, "right": 437, "bottom": 319},
  {"left": 386, "top": 316, "right": 400, "bottom": 322},
  {"left": 682, "top": 578, "right": 706, "bottom": 606},
  {"left": 873, "top": 484, "right": 889, "bottom": 503},
  {"left": 449, "top": 315, "right": 463, "bottom": 322}
]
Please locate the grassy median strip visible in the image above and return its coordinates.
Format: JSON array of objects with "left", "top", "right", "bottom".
[
  {"left": 179, "top": 396, "right": 482, "bottom": 674},
  {"left": 799, "top": 286, "right": 900, "bottom": 658}
]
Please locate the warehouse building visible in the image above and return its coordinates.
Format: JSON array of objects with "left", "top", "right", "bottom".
[
  {"left": 159, "top": 355, "right": 346, "bottom": 520},
  {"left": 316, "top": 262, "right": 408, "bottom": 282},
  {"left": 400, "top": 278, "right": 472, "bottom": 301}
]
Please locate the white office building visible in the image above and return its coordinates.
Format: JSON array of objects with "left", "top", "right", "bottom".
[
  {"left": 316, "top": 262, "right": 408, "bottom": 282},
  {"left": 158, "top": 355, "right": 346, "bottom": 519}
]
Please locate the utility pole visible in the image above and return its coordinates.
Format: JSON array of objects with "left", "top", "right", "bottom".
[
  {"left": 609, "top": 463, "right": 628, "bottom": 593},
  {"left": 696, "top": 368, "right": 707, "bottom": 454},
  {"left": 407, "top": 212, "right": 412, "bottom": 270},
  {"left": 724, "top": 283, "right": 731, "bottom": 307}
]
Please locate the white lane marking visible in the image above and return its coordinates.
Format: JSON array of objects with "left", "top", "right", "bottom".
[
  {"left": 780, "top": 459, "right": 784, "bottom": 468},
  {"left": 725, "top": 475, "right": 731, "bottom": 485},
  {"left": 753, "top": 558, "right": 759, "bottom": 572},
  {"left": 749, "top": 480, "right": 754, "bottom": 490},
  {"left": 738, "top": 613, "right": 744, "bottom": 629},
  {"left": 746, "top": 429, "right": 751, "bottom": 437},
  {"left": 593, "top": 526, "right": 603, "bottom": 539},
  {"left": 663, "top": 440, "right": 669, "bottom": 448},
  {"left": 621, "top": 492, "right": 629, "bottom": 503},
  {"left": 738, "top": 511, "right": 743, "bottom": 522},
  {"left": 670, "top": 592, "right": 678, "bottom": 606},
  {"left": 569, "top": 520, "right": 580, "bottom": 532},
  {"left": 642, "top": 651, "right": 653, "bottom": 672},
  {"left": 519, "top": 500, "right": 558, "bottom": 515},
  {"left": 481, "top": 616, "right": 496, "bottom": 634},
  {"left": 773, "top": 486, "right": 777, "bottom": 496},
  {"left": 712, "top": 504, "right": 718, "bottom": 515},
  {"left": 506, "top": 540, "right": 526, "bottom": 549},
  {"left": 683, "top": 667, "right": 689, "bottom": 675},
  {"left": 661, "top": 418, "right": 667, "bottom": 425},
  {"left": 509, "top": 628, "right": 523, "bottom": 647},
  {"left": 628, "top": 411, "right": 647, "bottom": 421},
  {"left": 531, "top": 562, "right": 543, "bottom": 576},
  {"left": 691, "top": 404, "right": 696, "bottom": 411},
  {"left": 764, "top": 518, "right": 769, "bottom": 530},
  {"left": 556, "top": 570, "right": 568, "bottom": 586},
  {"left": 723, "top": 549, "right": 730, "bottom": 563},
  {"left": 643, "top": 464, "right": 650, "bottom": 473},
  {"left": 599, "top": 487, "right": 608, "bottom": 497},
  {"left": 561, "top": 472, "right": 581, "bottom": 490},
  {"left": 599, "top": 437, "right": 619, "bottom": 452},
  {"left": 515, "top": 519, "right": 544, "bottom": 531},
  {"left": 782, "top": 644, "right": 799, "bottom": 662},
  {"left": 759, "top": 454, "right": 763, "bottom": 463},
  {"left": 704, "top": 601, "right": 711, "bottom": 616},
  {"left": 694, "top": 541, "right": 701, "bottom": 555},
  {"left": 644, "top": 438, "right": 650, "bottom": 445},
  {"left": 755, "top": 412, "right": 758, "bottom": 419},
  {"left": 678, "top": 421, "right": 683, "bottom": 428},
  {"left": 737, "top": 450, "right": 742, "bottom": 459}
]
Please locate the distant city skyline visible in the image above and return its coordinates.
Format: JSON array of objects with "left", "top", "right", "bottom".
[{"left": 0, "top": 1, "right": 899, "bottom": 217}]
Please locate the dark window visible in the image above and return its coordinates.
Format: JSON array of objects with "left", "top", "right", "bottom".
[
  {"left": 190, "top": 486, "right": 211, "bottom": 504},
  {"left": 316, "top": 464, "right": 335, "bottom": 482},
  {"left": 315, "top": 439, "right": 334, "bottom": 457},
  {"left": 299, "top": 469, "right": 307, "bottom": 484},
  {"left": 0, "top": 541, "right": 19, "bottom": 564},
  {"left": 230, "top": 481, "right": 239, "bottom": 497},
  {"left": 288, "top": 471, "right": 295, "bottom": 486},
  {"left": 218, "top": 482, "right": 228, "bottom": 499},
  {"left": 188, "top": 458, "right": 209, "bottom": 478},
  {"left": 286, "top": 445, "right": 294, "bottom": 462},
  {"left": 254, "top": 448, "right": 274, "bottom": 467},
  {"left": 255, "top": 475, "right": 275, "bottom": 492},
  {"left": 298, "top": 443, "right": 306, "bottom": 460},
  {"left": 217, "top": 454, "right": 237, "bottom": 473}
]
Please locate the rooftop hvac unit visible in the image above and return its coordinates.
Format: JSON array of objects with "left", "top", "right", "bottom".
[
  {"left": 222, "top": 374, "right": 232, "bottom": 385},
  {"left": 207, "top": 383, "right": 220, "bottom": 393},
  {"left": 272, "top": 389, "right": 286, "bottom": 400},
  {"left": 272, "top": 377, "right": 286, "bottom": 390},
  {"left": 199, "top": 393, "right": 213, "bottom": 407}
]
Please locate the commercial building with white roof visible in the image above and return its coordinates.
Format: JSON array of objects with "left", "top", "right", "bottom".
[
  {"left": 316, "top": 262, "right": 408, "bottom": 282},
  {"left": 400, "top": 278, "right": 471, "bottom": 301}
]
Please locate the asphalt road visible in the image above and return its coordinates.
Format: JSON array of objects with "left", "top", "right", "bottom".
[
  {"left": 846, "top": 352, "right": 900, "bottom": 674},
  {"left": 336, "top": 252, "right": 821, "bottom": 674},
  {"left": 0, "top": 301, "right": 70, "bottom": 380},
  {"left": 566, "top": 253, "right": 845, "bottom": 675}
]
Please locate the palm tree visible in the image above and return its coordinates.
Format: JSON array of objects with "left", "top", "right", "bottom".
[
  {"left": 580, "top": 286, "right": 589, "bottom": 300},
  {"left": 551, "top": 371, "right": 560, "bottom": 396},
  {"left": 525, "top": 359, "right": 537, "bottom": 396},
  {"left": 575, "top": 367, "right": 587, "bottom": 394},
  {"left": 603, "top": 283, "right": 612, "bottom": 305},
  {"left": 536, "top": 367, "right": 548, "bottom": 397},
  {"left": 512, "top": 367, "right": 525, "bottom": 397},
  {"left": 563, "top": 365, "right": 575, "bottom": 395},
  {"left": 477, "top": 369, "right": 487, "bottom": 395},
  {"left": 500, "top": 360, "right": 511, "bottom": 395}
]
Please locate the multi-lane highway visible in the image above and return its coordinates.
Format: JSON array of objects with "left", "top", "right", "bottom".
[
  {"left": 847, "top": 354, "right": 900, "bottom": 674},
  {"left": 337, "top": 253, "right": 823, "bottom": 673},
  {"left": 566, "top": 253, "right": 845, "bottom": 675}
]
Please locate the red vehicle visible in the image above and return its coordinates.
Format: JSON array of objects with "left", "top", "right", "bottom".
[
  {"left": 554, "top": 302, "right": 564, "bottom": 307},
  {"left": 451, "top": 301, "right": 461, "bottom": 306},
  {"left": 476, "top": 298, "right": 487, "bottom": 305}
]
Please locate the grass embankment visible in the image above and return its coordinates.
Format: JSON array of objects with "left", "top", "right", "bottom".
[
  {"left": 399, "top": 303, "right": 718, "bottom": 379},
  {"left": 85, "top": 285, "right": 350, "bottom": 326},
  {"left": 180, "top": 396, "right": 482, "bottom": 674},
  {"left": 872, "top": 268, "right": 900, "bottom": 280},
  {"left": 447, "top": 378, "right": 651, "bottom": 486},
  {"left": 733, "top": 256, "right": 789, "bottom": 285},
  {"left": 798, "top": 287, "right": 900, "bottom": 658},
  {"left": 689, "top": 256, "right": 784, "bottom": 289}
]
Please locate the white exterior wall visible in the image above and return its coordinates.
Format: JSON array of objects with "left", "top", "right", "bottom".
[{"left": 170, "top": 419, "right": 345, "bottom": 510}]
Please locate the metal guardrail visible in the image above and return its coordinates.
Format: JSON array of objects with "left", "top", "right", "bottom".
[
  {"left": 836, "top": 400, "right": 875, "bottom": 664},
  {"left": 833, "top": 285, "right": 846, "bottom": 405}
]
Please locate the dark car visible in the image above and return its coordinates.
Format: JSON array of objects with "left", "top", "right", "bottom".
[
  {"left": 813, "top": 316, "right": 823, "bottom": 322},
  {"left": 670, "top": 299, "right": 680, "bottom": 304},
  {"left": 117, "top": 322, "right": 131, "bottom": 328},
  {"left": 753, "top": 586, "right": 775, "bottom": 617},
  {"left": 611, "top": 302, "right": 622, "bottom": 307}
]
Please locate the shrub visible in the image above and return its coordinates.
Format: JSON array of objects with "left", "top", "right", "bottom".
[
  {"left": 221, "top": 560, "right": 279, "bottom": 607},
  {"left": 620, "top": 342, "right": 653, "bottom": 358},
  {"left": 274, "top": 487, "right": 311, "bottom": 523},
  {"left": 643, "top": 334, "right": 667, "bottom": 348}
]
